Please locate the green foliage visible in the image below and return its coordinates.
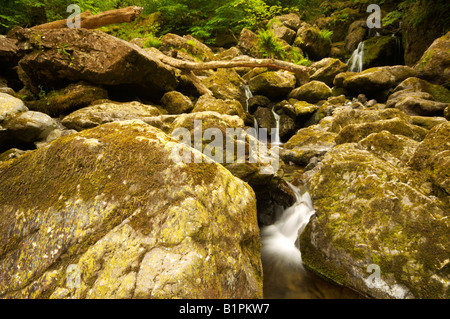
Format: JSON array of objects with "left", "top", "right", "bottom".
[
  {"left": 257, "top": 28, "right": 286, "bottom": 59},
  {"left": 319, "top": 29, "right": 333, "bottom": 41},
  {"left": 382, "top": 10, "right": 403, "bottom": 27}
]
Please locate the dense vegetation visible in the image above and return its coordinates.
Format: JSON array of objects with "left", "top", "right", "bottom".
[{"left": 1, "top": 0, "right": 449, "bottom": 44}]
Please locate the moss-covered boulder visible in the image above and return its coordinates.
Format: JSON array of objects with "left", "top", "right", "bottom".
[
  {"left": 415, "top": 31, "right": 450, "bottom": 88},
  {"left": 309, "top": 58, "right": 349, "bottom": 87},
  {"left": 192, "top": 95, "right": 245, "bottom": 120},
  {"left": 61, "top": 101, "right": 162, "bottom": 131},
  {"left": 393, "top": 77, "right": 450, "bottom": 103},
  {"left": 334, "top": 66, "right": 417, "bottom": 96},
  {"left": 411, "top": 122, "right": 450, "bottom": 194},
  {"left": 0, "top": 120, "right": 263, "bottom": 298},
  {"left": 160, "top": 91, "right": 193, "bottom": 115},
  {"left": 300, "top": 139, "right": 449, "bottom": 299},
  {"left": 159, "top": 33, "right": 214, "bottom": 62},
  {"left": 288, "top": 81, "right": 332, "bottom": 104},
  {"left": 281, "top": 122, "right": 337, "bottom": 166},
  {"left": 25, "top": 82, "right": 108, "bottom": 117},
  {"left": 201, "top": 68, "right": 245, "bottom": 102},
  {"left": 344, "top": 20, "right": 366, "bottom": 53},
  {"left": 4, "top": 110, "right": 57, "bottom": 144},
  {"left": 248, "top": 71, "right": 296, "bottom": 99},
  {"left": 362, "top": 35, "right": 403, "bottom": 69},
  {"left": 238, "top": 28, "right": 262, "bottom": 58}
]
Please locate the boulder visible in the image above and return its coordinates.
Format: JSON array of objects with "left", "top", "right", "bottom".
[
  {"left": 1, "top": 93, "right": 29, "bottom": 150},
  {"left": 238, "top": 28, "right": 262, "bottom": 58},
  {"left": 192, "top": 95, "right": 245, "bottom": 120},
  {"left": 288, "top": 81, "right": 332, "bottom": 103},
  {"left": 300, "top": 140, "right": 449, "bottom": 299},
  {"left": 159, "top": 33, "right": 214, "bottom": 61},
  {"left": 415, "top": 31, "right": 450, "bottom": 88},
  {"left": 248, "top": 71, "right": 296, "bottom": 99},
  {"left": 4, "top": 111, "right": 58, "bottom": 144},
  {"left": 61, "top": 101, "right": 162, "bottom": 131},
  {"left": 411, "top": 122, "right": 450, "bottom": 194},
  {"left": 295, "top": 23, "right": 331, "bottom": 60},
  {"left": 201, "top": 68, "right": 245, "bottom": 102},
  {"left": 393, "top": 77, "right": 450, "bottom": 103},
  {"left": 344, "top": 20, "right": 366, "bottom": 53},
  {"left": 0, "top": 36, "right": 20, "bottom": 70},
  {"left": 334, "top": 66, "right": 417, "bottom": 95},
  {"left": 362, "top": 35, "right": 403, "bottom": 68},
  {"left": 11, "top": 28, "right": 178, "bottom": 100},
  {"left": 272, "top": 13, "right": 301, "bottom": 31},
  {"left": 160, "top": 91, "right": 193, "bottom": 115},
  {"left": 0, "top": 120, "right": 263, "bottom": 299},
  {"left": 25, "top": 82, "right": 108, "bottom": 117},
  {"left": 445, "top": 106, "right": 450, "bottom": 120},
  {"left": 281, "top": 123, "right": 337, "bottom": 166},
  {"left": 309, "top": 58, "right": 349, "bottom": 87},
  {"left": 270, "top": 21, "right": 297, "bottom": 45}
]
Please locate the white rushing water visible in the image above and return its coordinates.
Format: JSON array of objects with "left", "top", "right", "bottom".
[
  {"left": 260, "top": 183, "right": 316, "bottom": 298},
  {"left": 347, "top": 41, "right": 365, "bottom": 72},
  {"left": 271, "top": 106, "right": 281, "bottom": 145},
  {"left": 243, "top": 84, "right": 253, "bottom": 112}
]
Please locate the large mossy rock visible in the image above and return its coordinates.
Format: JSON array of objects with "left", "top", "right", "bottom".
[
  {"left": 61, "top": 100, "right": 162, "bottom": 131},
  {"left": 362, "top": 35, "right": 403, "bottom": 69},
  {"left": 295, "top": 23, "right": 331, "bottom": 60},
  {"left": 415, "top": 31, "right": 450, "bottom": 88},
  {"left": 248, "top": 71, "right": 296, "bottom": 99},
  {"left": 309, "top": 58, "right": 348, "bottom": 87},
  {"left": 10, "top": 28, "right": 178, "bottom": 100},
  {"left": 288, "top": 81, "right": 332, "bottom": 104},
  {"left": 300, "top": 133, "right": 449, "bottom": 298},
  {"left": 159, "top": 33, "right": 214, "bottom": 62},
  {"left": 0, "top": 120, "right": 262, "bottom": 298},
  {"left": 25, "top": 82, "right": 108, "bottom": 117}
]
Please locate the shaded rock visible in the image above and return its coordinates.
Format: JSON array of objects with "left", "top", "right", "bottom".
[
  {"left": 295, "top": 23, "right": 331, "bottom": 60},
  {"left": 393, "top": 96, "right": 448, "bottom": 117},
  {"left": 272, "top": 13, "right": 301, "bottom": 31},
  {"left": 310, "top": 58, "right": 348, "bottom": 87},
  {"left": 0, "top": 148, "right": 27, "bottom": 162},
  {"left": 288, "top": 81, "right": 332, "bottom": 104},
  {"left": 192, "top": 95, "right": 245, "bottom": 120},
  {"left": 160, "top": 91, "right": 193, "bottom": 115},
  {"left": 159, "top": 33, "right": 214, "bottom": 61},
  {"left": 362, "top": 35, "right": 403, "bottom": 68},
  {"left": 61, "top": 101, "right": 162, "bottom": 131},
  {"left": 270, "top": 21, "right": 296, "bottom": 44},
  {"left": 300, "top": 142, "right": 449, "bottom": 299},
  {"left": 25, "top": 82, "right": 108, "bottom": 117},
  {"left": 248, "top": 95, "right": 271, "bottom": 114},
  {"left": 344, "top": 20, "right": 366, "bottom": 53},
  {"left": 0, "top": 37, "right": 20, "bottom": 70},
  {"left": 12, "top": 28, "right": 178, "bottom": 100},
  {"left": 293, "top": 101, "right": 319, "bottom": 120},
  {"left": 248, "top": 71, "right": 296, "bottom": 99},
  {"left": 4, "top": 111, "right": 57, "bottom": 144},
  {"left": 415, "top": 31, "right": 450, "bottom": 88},
  {"left": 445, "top": 106, "right": 450, "bottom": 120},
  {"left": 0, "top": 120, "right": 262, "bottom": 298},
  {"left": 238, "top": 28, "right": 261, "bottom": 58},
  {"left": 253, "top": 107, "right": 276, "bottom": 134}
]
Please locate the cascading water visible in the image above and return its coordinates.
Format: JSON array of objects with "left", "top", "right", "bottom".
[
  {"left": 243, "top": 84, "right": 253, "bottom": 112},
  {"left": 271, "top": 106, "right": 281, "bottom": 145},
  {"left": 260, "top": 183, "right": 316, "bottom": 298},
  {"left": 347, "top": 41, "right": 365, "bottom": 72}
]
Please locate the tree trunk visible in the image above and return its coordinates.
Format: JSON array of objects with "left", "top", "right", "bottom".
[
  {"left": 32, "top": 6, "right": 143, "bottom": 30},
  {"left": 146, "top": 48, "right": 310, "bottom": 78}
]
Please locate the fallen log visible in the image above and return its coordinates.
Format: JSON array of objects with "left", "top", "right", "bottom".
[
  {"left": 144, "top": 48, "right": 310, "bottom": 93},
  {"left": 32, "top": 6, "right": 143, "bottom": 30},
  {"left": 146, "top": 47, "right": 309, "bottom": 78}
]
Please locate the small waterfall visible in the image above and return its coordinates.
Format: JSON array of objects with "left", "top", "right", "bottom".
[
  {"left": 243, "top": 84, "right": 253, "bottom": 112},
  {"left": 271, "top": 106, "right": 281, "bottom": 145},
  {"left": 392, "top": 33, "right": 404, "bottom": 65},
  {"left": 347, "top": 41, "right": 365, "bottom": 73},
  {"left": 260, "top": 183, "right": 316, "bottom": 298}
]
